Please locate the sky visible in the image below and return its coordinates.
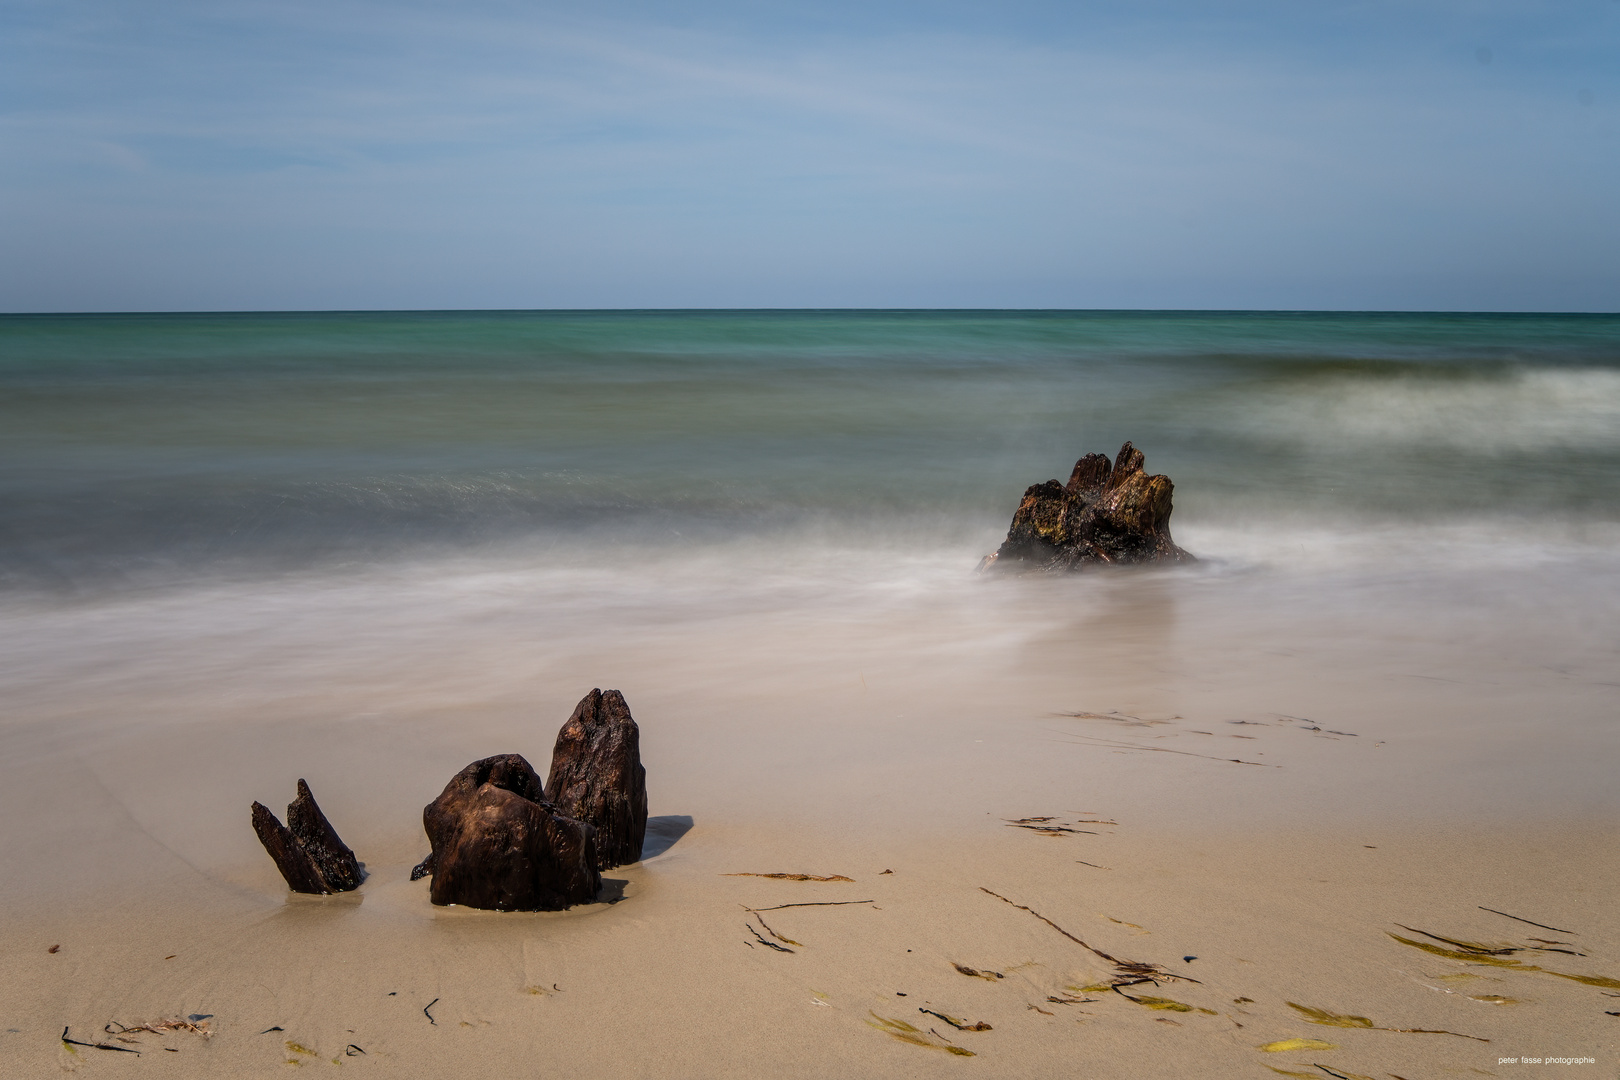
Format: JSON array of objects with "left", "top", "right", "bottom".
[{"left": 1, "top": 0, "right": 1617, "bottom": 312}]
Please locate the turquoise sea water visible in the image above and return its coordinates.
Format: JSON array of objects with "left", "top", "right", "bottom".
[{"left": 3, "top": 309, "right": 1618, "bottom": 593}]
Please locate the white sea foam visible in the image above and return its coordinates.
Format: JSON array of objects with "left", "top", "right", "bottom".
[
  {"left": 3, "top": 513, "right": 1615, "bottom": 745},
  {"left": 1178, "top": 516, "right": 1620, "bottom": 576},
  {"left": 1221, "top": 367, "right": 1620, "bottom": 454}
]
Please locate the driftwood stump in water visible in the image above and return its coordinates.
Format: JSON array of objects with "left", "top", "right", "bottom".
[
  {"left": 251, "top": 779, "right": 362, "bottom": 894},
  {"left": 410, "top": 754, "right": 601, "bottom": 911},
  {"left": 982, "top": 441, "right": 1193, "bottom": 572},
  {"left": 546, "top": 689, "right": 648, "bottom": 871}
]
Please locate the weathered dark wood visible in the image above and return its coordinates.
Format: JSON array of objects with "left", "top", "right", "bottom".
[
  {"left": 251, "top": 780, "right": 361, "bottom": 894},
  {"left": 414, "top": 754, "right": 601, "bottom": 911},
  {"left": 286, "top": 779, "right": 362, "bottom": 892},
  {"left": 546, "top": 689, "right": 648, "bottom": 871},
  {"left": 1067, "top": 452, "right": 1113, "bottom": 493},
  {"left": 984, "top": 441, "right": 1194, "bottom": 572}
]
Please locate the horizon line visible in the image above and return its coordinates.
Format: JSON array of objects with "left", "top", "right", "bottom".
[{"left": 5, "top": 307, "right": 1619, "bottom": 318}]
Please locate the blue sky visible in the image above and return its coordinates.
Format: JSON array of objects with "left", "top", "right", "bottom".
[{"left": 1, "top": 0, "right": 1616, "bottom": 311}]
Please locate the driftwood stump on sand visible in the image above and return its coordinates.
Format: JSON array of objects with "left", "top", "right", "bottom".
[
  {"left": 251, "top": 779, "right": 362, "bottom": 894},
  {"left": 410, "top": 754, "right": 601, "bottom": 911},
  {"left": 546, "top": 689, "right": 649, "bottom": 871},
  {"left": 981, "top": 441, "right": 1193, "bottom": 572}
]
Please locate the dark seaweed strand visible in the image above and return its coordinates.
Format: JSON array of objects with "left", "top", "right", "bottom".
[{"left": 1479, "top": 906, "right": 1575, "bottom": 935}]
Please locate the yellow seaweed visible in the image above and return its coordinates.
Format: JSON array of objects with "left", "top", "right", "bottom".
[
  {"left": 865, "top": 1013, "right": 977, "bottom": 1057},
  {"left": 1287, "top": 1002, "right": 1375, "bottom": 1028},
  {"left": 285, "top": 1041, "right": 316, "bottom": 1057},
  {"left": 868, "top": 1029, "right": 933, "bottom": 1049},
  {"left": 869, "top": 1015, "right": 920, "bottom": 1033},
  {"left": 1387, "top": 934, "right": 1521, "bottom": 968},
  {"left": 1135, "top": 996, "right": 1192, "bottom": 1012},
  {"left": 1399, "top": 928, "right": 1517, "bottom": 955},
  {"left": 1389, "top": 933, "right": 1620, "bottom": 988},
  {"left": 1550, "top": 971, "right": 1620, "bottom": 989},
  {"left": 1265, "top": 1068, "right": 1318, "bottom": 1079},
  {"left": 1129, "top": 995, "right": 1216, "bottom": 1015},
  {"left": 1260, "top": 1038, "right": 1337, "bottom": 1052}
]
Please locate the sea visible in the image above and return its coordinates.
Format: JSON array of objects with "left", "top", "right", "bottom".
[
  {"left": 5, "top": 309, "right": 1618, "bottom": 588},
  {"left": 1, "top": 310, "right": 1617, "bottom": 855}
]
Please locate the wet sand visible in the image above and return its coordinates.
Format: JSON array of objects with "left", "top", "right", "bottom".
[{"left": 1, "top": 546, "right": 1616, "bottom": 1077}]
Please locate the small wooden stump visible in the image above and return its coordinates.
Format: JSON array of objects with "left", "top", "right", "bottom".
[
  {"left": 546, "top": 689, "right": 648, "bottom": 871},
  {"left": 411, "top": 754, "right": 601, "bottom": 911},
  {"left": 251, "top": 779, "right": 362, "bottom": 894},
  {"left": 982, "top": 441, "right": 1194, "bottom": 572}
]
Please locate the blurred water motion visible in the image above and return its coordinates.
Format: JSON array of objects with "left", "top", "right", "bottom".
[
  {"left": 2, "top": 310, "right": 1616, "bottom": 595},
  {"left": 1, "top": 309, "right": 1616, "bottom": 888}
]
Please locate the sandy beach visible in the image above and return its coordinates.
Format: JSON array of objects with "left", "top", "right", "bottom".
[
  {"left": 6, "top": 0, "right": 1620, "bottom": 1060},
  {"left": 2, "top": 536, "right": 1615, "bottom": 1077}
]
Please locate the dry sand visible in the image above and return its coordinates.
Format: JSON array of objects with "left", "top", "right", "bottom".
[{"left": 1, "top": 552, "right": 1616, "bottom": 1077}]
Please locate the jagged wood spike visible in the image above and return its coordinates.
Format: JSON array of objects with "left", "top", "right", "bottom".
[
  {"left": 252, "top": 800, "right": 332, "bottom": 894},
  {"left": 546, "top": 689, "right": 648, "bottom": 871},
  {"left": 286, "top": 779, "right": 362, "bottom": 892}
]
